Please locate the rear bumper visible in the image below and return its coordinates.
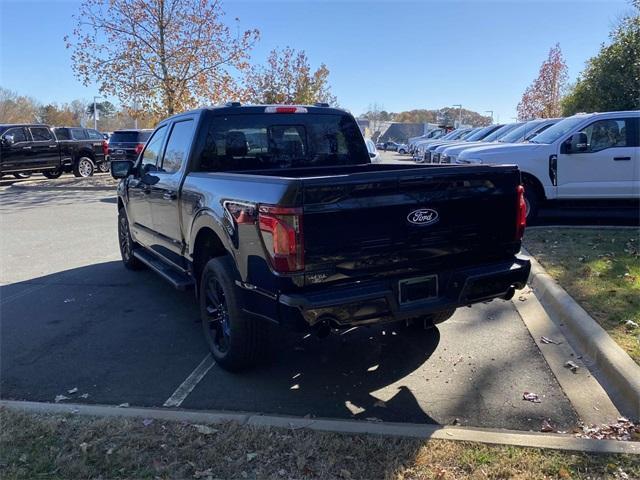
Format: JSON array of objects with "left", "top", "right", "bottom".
[{"left": 276, "top": 256, "right": 531, "bottom": 329}]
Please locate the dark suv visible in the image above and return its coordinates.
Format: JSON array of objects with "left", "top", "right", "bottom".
[{"left": 108, "top": 129, "right": 153, "bottom": 162}]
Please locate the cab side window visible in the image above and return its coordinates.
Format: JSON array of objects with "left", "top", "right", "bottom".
[
  {"left": 140, "top": 126, "right": 167, "bottom": 171},
  {"left": 3, "top": 127, "right": 28, "bottom": 143},
  {"left": 87, "top": 129, "right": 103, "bottom": 140},
  {"left": 71, "top": 128, "right": 88, "bottom": 140},
  {"left": 579, "top": 119, "right": 628, "bottom": 152},
  {"left": 161, "top": 120, "right": 194, "bottom": 174},
  {"left": 30, "top": 127, "right": 54, "bottom": 142}
]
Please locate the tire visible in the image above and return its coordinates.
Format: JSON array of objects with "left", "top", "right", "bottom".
[
  {"left": 523, "top": 183, "right": 540, "bottom": 221},
  {"left": 98, "top": 162, "right": 110, "bottom": 173},
  {"left": 13, "top": 172, "right": 31, "bottom": 179},
  {"left": 200, "top": 256, "right": 269, "bottom": 371},
  {"left": 118, "top": 208, "right": 144, "bottom": 270},
  {"left": 73, "top": 157, "right": 95, "bottom": 177},
  {"left": 399, "top": 149, "right": 406, "bottom": 154},
  {"left": 43, "top": 168, "right": 63, "bottom": 179},
  {"left": 401, "top": 309, "right": 456, "bottom": 331}
]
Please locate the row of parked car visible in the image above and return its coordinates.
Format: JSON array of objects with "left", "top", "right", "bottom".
[
  {"left": 0, "top": 124, "right": 152, "bottom": 179},
  {"left": 406, "top": 111, "right": 639, "bottom": 219}
]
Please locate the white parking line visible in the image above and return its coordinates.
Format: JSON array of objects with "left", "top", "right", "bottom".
[{"left": 163, "top": 354, "right": 216, "bottom": 408}]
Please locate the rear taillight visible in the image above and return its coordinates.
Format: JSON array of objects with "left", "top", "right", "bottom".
[
  {"left": 102, "top": 140, "right": 108, "bottom": 155},
  {"left": 134, "top": 143, "right": 145, "bottom": 155},
  {"left": 516, "top": 185, "right": 527, "bottom": 240},
  {"left": 258, "top": 205, "right": 304, "bottom": 273}
]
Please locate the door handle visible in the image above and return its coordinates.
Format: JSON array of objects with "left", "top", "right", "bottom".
[
  {"left": 613, "top": 156, "right": 631, "bottom": 161},
  {"left": 48, "top": 145, "right": 57, "bottom": 148},
  {"left": 163, "top": 191, "right": 177, "bottom": 201},
  {"left": 22, "top": 146, "right": 32, "bottom": 150}
]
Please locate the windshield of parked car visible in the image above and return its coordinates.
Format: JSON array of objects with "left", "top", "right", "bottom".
[
  {"left": 482, "top": 123, "right": 522, "bottom": 142},
  {"left": 460, "top": 128, "right": 480, "bottom": 139},
  {"left": 498, "top": 121, "right": 543, "bottom": 143},
  {"left": 529, "top": 116, "right": 587, "bottom": 144},
  {"left": 197, "top": 113, "right": 370, "bottom": 171},
  {"left": 465, "top": 125, "right": 498, "bottom": 141}
]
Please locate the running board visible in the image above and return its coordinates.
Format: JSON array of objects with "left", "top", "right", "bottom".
[{"left": 133, "top": 250, "right": 194, "bottom": 291}]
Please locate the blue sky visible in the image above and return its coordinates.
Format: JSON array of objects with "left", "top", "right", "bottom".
[{"left": 0, "top": 0, "right": 631, "bottom": 121}]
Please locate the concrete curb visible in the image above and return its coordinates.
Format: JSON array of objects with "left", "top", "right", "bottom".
[
  {"left": 523, "top": 249, "right": 640, "bottom": 420},
  {"left": 2, "top": 400, "right": 638, "bottom": 455}
]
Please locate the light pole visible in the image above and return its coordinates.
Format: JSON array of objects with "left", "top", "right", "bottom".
[
  {"left": 93, "top": 95, "right": 102, "bottom": 130},
  {"left": 452, "top": 104, "right": 462, "bottom": 127},
  {"left": 485, "top": 110, "right": 494, "bottom": 124}
]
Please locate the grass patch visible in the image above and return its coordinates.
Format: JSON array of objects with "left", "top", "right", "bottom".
[
  {"left": 524, "top": 228, "right": 640, "bottom": 364},
  {"left": 1, "top": 408, "right": 639, "bottom": 479}
]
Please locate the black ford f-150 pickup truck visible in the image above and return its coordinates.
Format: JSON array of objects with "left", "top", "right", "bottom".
[
  {"left": 111, "top": 104, "right": 530, "bottom": 371},
  {"left": 0, "top": 124, "right": 108, "bottom": 178}
]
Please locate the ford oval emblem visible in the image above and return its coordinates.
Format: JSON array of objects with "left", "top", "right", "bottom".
[{"left": 407, "top": 208, "right": 439, "bottom": 226}]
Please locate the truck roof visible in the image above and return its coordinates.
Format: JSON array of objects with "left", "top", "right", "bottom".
[
  {"left": 0, "top": 123, "right": 51, "bottom": 129},
  {"left": 163, "top": 103, "right": 350, "bottom": 123}
]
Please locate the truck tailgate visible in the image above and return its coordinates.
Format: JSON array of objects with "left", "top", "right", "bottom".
[{"left": 301, "top": 165, "right": 521, "bottom": 284}]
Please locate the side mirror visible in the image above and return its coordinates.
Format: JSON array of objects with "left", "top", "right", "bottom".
[
  {"left": 369, "top": 152, "right": 377, "bottom": 159},
  {"left": 2, "top": 134, "right": 15, "bottom": 146},
  {"left": 566, "top": 132, "right": 588, "bottom": 153},
  {"left": 140, "top": 173, "right": 160, "bottom": 185},
  {"left": 111, "top": 160, "right": 134, "bottom": 179}
]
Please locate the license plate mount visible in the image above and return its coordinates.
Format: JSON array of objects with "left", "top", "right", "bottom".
[{"left": 398, "top": 275, "right": 438, "bottom": 305}]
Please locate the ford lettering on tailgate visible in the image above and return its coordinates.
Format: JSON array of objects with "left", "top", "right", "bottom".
[{"left": 407, "top": 208, "right": 439, "bottom": 226}]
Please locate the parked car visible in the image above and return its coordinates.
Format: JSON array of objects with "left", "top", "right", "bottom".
[
  {"left": 108, "top": 129, "right": 154, "bottom": 162},
  {"left": 53, "top": 127, "right": 110, "bottom": 175},
  {"left": 454, "top": 111, "right": 640, "bottom": 219},
  {"left": 111, "top": 104, "right": 530, "bottom": 371},
  {"left": 413, "top": 128, "right": 471, "bottom": 161},
  {"left": 378, "top": 141, "right": 403, "bottom": 152},
  {"left": 424, "top": 125, "right": 501, "bottom": 163},
  {"left": 1, "top": 124, "right": 59, "bottom": 178},
  {"left": 408, "top": 129, "right": 444, "bottom": 153},
  {"left": 438, "top": 123, "right": 523, "bottom": 164},
  {"left": 455, "top": 118, "right": 560, "bottom": 161},
  {"left": 365, "top": 138, "right": 381, "bottom": 163}
]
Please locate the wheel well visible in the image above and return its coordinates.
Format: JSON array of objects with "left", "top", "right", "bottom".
[
  {"left": 192, "top": 228, "right": 227, "bottom": 287},
  {"left": 521, "top": 172, "right": 545, "bottom": 200},
  {"left": 76, "top": 151, "right": 95, "bottom": 163}
]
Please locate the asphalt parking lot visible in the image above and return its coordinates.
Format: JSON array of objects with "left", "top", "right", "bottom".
[{"left": 0, "top": 176, "right": 587, "bottom": 432}]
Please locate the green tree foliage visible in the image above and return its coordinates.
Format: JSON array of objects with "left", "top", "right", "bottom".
[{"left": 562, "top": 2, "right": 640, "bottom": 114}]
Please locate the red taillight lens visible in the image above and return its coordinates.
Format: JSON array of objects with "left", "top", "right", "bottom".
[
  {"left": 134, "top": 143, "right": 145, "bottom": 155},
  {"left": 264, "top": 106, "right": 307, "bottom": 114},
  {"left": 102, "top": 140, "right": 108, "bottom": 155},
  {"left": 258, "top": 205, "right": 304, "bottom": 273},
  {"left": 516, "top": 185, "right": 527, "bottom": 240}
]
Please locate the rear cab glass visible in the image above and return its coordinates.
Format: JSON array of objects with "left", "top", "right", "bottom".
[
  {"left": 110, "top": 131, "right": 150, "bottom": 143},
  {"left": 196, "top": 113, "right": 369, "bottom": 172}
]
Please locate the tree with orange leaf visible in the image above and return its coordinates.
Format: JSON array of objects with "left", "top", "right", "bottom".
[
  {"left": 66, "top": 0, "right": 259, "bottom": 118},
  {"left": 517, "top": 44, "right": 568, "bottom": 120},
  {"left": 245, "top": 47, "right": 337, "bottom": 105}
]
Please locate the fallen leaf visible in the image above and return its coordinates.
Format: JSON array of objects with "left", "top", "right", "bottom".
[
  {"left": 523, "top": 392, "right": 541, "bottom": 403},
  {"left": 68, "top": 387, "right": 78, "bottom": 394},
  {"left": 117, "top": 403, "right": 129, "bottom": 408},
  {"left": 79, "top": 442, "right": 89, "bottom": 454},
  {"left": 193, "top": 424, "right": 218, "bottom": 435},
  {"left": 142, "top": 418, "right": 154, "bottom": 426},
  {"left": 246, "top": 452, "right": 257, "bottom": 461},
  {"left": 54, "top": 394, "right": 69, "bottom": 403},
  {"left": 564, "top": 360, "right": 580, "bottom": 373},
  {"left": 540, "top": 336, "right": 562, "bottom": 345},
  {"left": 80, "top": 393, "right": 89, "bottom": 399},
  {"left": 541, "top": 419, "right": 554, "bottom": 432}
]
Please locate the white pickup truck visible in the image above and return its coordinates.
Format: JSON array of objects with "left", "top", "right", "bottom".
[{"left": 455, "top": 111, "right": 639, "bottom": 219}]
